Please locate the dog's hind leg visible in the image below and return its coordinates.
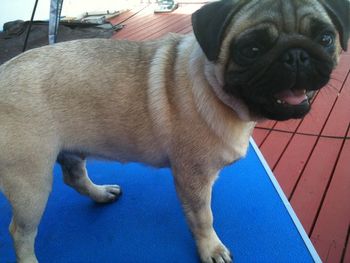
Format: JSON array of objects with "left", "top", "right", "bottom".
[
  {"left": 0, "top": 152, "right": 55, "bottom": 263},
  {"left": 57, "top": 153, "right": 121, "bottom": 203}
]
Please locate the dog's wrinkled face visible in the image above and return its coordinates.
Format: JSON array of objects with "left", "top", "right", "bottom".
[
  {"left": 192, "top": 0, "right": 350, "bottom": 121},
  {"left": 223, "top": 1, "right": 338, "bottom": 121}
]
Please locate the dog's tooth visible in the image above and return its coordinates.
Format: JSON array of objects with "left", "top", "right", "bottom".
[{"left": 276, "top": 99, "right": 282, "bottom": 104}]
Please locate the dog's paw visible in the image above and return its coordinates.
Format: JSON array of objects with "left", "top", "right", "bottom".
[
  {"left": 17, "top": 255, "right": 38, "bottom": 263},
  {"left": 92, "top": 184, "right": 122, "bottom": 203},
  {"left": 198, "top": 239, "right": 232, "bottom": 263}
]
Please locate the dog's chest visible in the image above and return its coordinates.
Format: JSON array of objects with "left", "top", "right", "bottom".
[
  {"left": 216, "top": 122, "right": 255, "bottom": 167},
  {"left": 220, "top": 136, "right": 250, "bottom": 167}
]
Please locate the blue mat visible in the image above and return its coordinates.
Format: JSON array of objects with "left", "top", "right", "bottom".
[{"left": 0, "top": 141, "right": 319, "bottom": 262}]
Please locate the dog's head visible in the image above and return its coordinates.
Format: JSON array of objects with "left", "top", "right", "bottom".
[{"left": 192, "top": 0, "right": 349, "bottom": 121}]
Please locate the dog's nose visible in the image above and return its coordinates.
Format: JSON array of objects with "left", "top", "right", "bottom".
[{"left": 282, "top": 49, "right": 310, "bottom": 70}]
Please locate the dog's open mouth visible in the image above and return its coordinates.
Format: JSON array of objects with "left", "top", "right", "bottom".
[{"left": 273, "top": 89, "right": 309, "bottom": 107}]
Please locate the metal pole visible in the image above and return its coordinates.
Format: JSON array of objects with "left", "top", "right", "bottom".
[
  {"left": 49, "top": 0, "right": 63, "bottom": 45},
  {"left": 23, "top": 0, "right": 39, "bottom": 52}
]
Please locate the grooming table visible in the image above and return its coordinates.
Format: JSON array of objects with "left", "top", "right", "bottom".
[{"left": 0, "top": 139, "right": 321, "bottom": 262}]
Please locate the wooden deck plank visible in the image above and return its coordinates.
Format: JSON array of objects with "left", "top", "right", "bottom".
[
  {"left": 273, "top": 134, "right": 318, "bottom": 198},
  {"left": 333, "top": 53, "right": 350, "bottom": 79},
  {"left": 108, "top": 5, "right": 150, "bottom": 25},
  {"left": 111, "top": 8, "right": 156, "bottom": 35},
  {"left": 255, "top": 120, "right": 276, "bottom": 129},
  {"left": 273, "top": 91, "right": 320, "bottom": 134},
  {"left": 113, "top": 7, "right": 181, "bottom": 38},
  {"left": 344, "top": 240, "right": 350, "bottom": 263},
  {"left": 123, "top": 13, "right": 186, "bottom": 37},
  {"left": 297, "top": 54, "right": 349, "bottom": 136},
  {"left": 168, "top": 22, "right": 192, "bottom": 34},
  {"left": 310, "top": 139, "right": 350, "bottom": 263},
  {"left": 290, "top": 137, "right": 343, "bottom": 233},
  {"left": 297, "top": 87, "right": 339, "bottom": 135},
  {"left": 177, "top": 24, "right": 193, "bottom": 34},
  {"left": 259, "top": 131, "right": 293, "bottom": 168},
  {"left": 115, "top": 13, "right": 171, "bottom": 39},
  {"left": 326, "top": 78, "right": 343, "bottom": 93},
  {"left": 273, "top": 119, "right": 301, "bottom": 133},
  {"left": 252, "top": 128, "right": 270, "bottom": 146},
  {"left": 134, "top": 15, "right": 191, "bottom": 40},
  {"left": 114, "top": 4, "right": 201, "bottom": 41},
  {"left": 322, "top": 74, "right": 350, "bottom": 137},
  {"left": 330, "top": 52, "right": 350, "bottom": 84}
]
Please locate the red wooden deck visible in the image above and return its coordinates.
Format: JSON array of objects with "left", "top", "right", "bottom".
[{"left": 109, "top": 3, "right": 350, "bottom": 262}]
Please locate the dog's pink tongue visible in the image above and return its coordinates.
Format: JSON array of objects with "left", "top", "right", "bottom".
[{"left": 275, "top": 90, "right": 307, "bottom": 105}]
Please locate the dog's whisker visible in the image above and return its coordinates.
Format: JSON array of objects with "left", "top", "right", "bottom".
[
  {"left": 326, "top": 83, "right": 340, "bottom": 93},
  {"left": 330, "top": 76, "right": 343, "bottom": 83}
]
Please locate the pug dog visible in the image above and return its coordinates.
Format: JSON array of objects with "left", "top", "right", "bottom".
[{"left": 0, "top": 0, "right": 348, "bottom": 262}]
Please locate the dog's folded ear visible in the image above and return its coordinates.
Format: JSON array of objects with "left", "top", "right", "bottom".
[
  {"left": 191, "top": 0, "right": 245, "bottom": 61},
  {"left": 320, "top": 0, "right": 350, "bottom": 51}
]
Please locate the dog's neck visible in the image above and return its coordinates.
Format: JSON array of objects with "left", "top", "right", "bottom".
[
  {"left": 201, "top": 43, "right": 267, "bottom": 124},
  {"left": 203, "top": 61, "right": 253, "bottom": 122},
  {"left": 186, "top": 36, "right": 255, "bottom": 150}
]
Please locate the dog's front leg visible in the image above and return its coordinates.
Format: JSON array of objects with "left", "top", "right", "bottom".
[{"left": 173, "top": 165, "right": 232, "bottom": 263}]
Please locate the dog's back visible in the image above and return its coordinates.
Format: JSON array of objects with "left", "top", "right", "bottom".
[{"left": 0, "top": 37, "right": 185, "bottom": 164}]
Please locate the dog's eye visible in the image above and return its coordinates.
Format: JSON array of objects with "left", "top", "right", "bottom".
[
  {"left": 319, "top": 33, "right": 334, "bottom": 47},
  {"left": 240, "top": 46, "right": 261, "bottom": 59}
]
